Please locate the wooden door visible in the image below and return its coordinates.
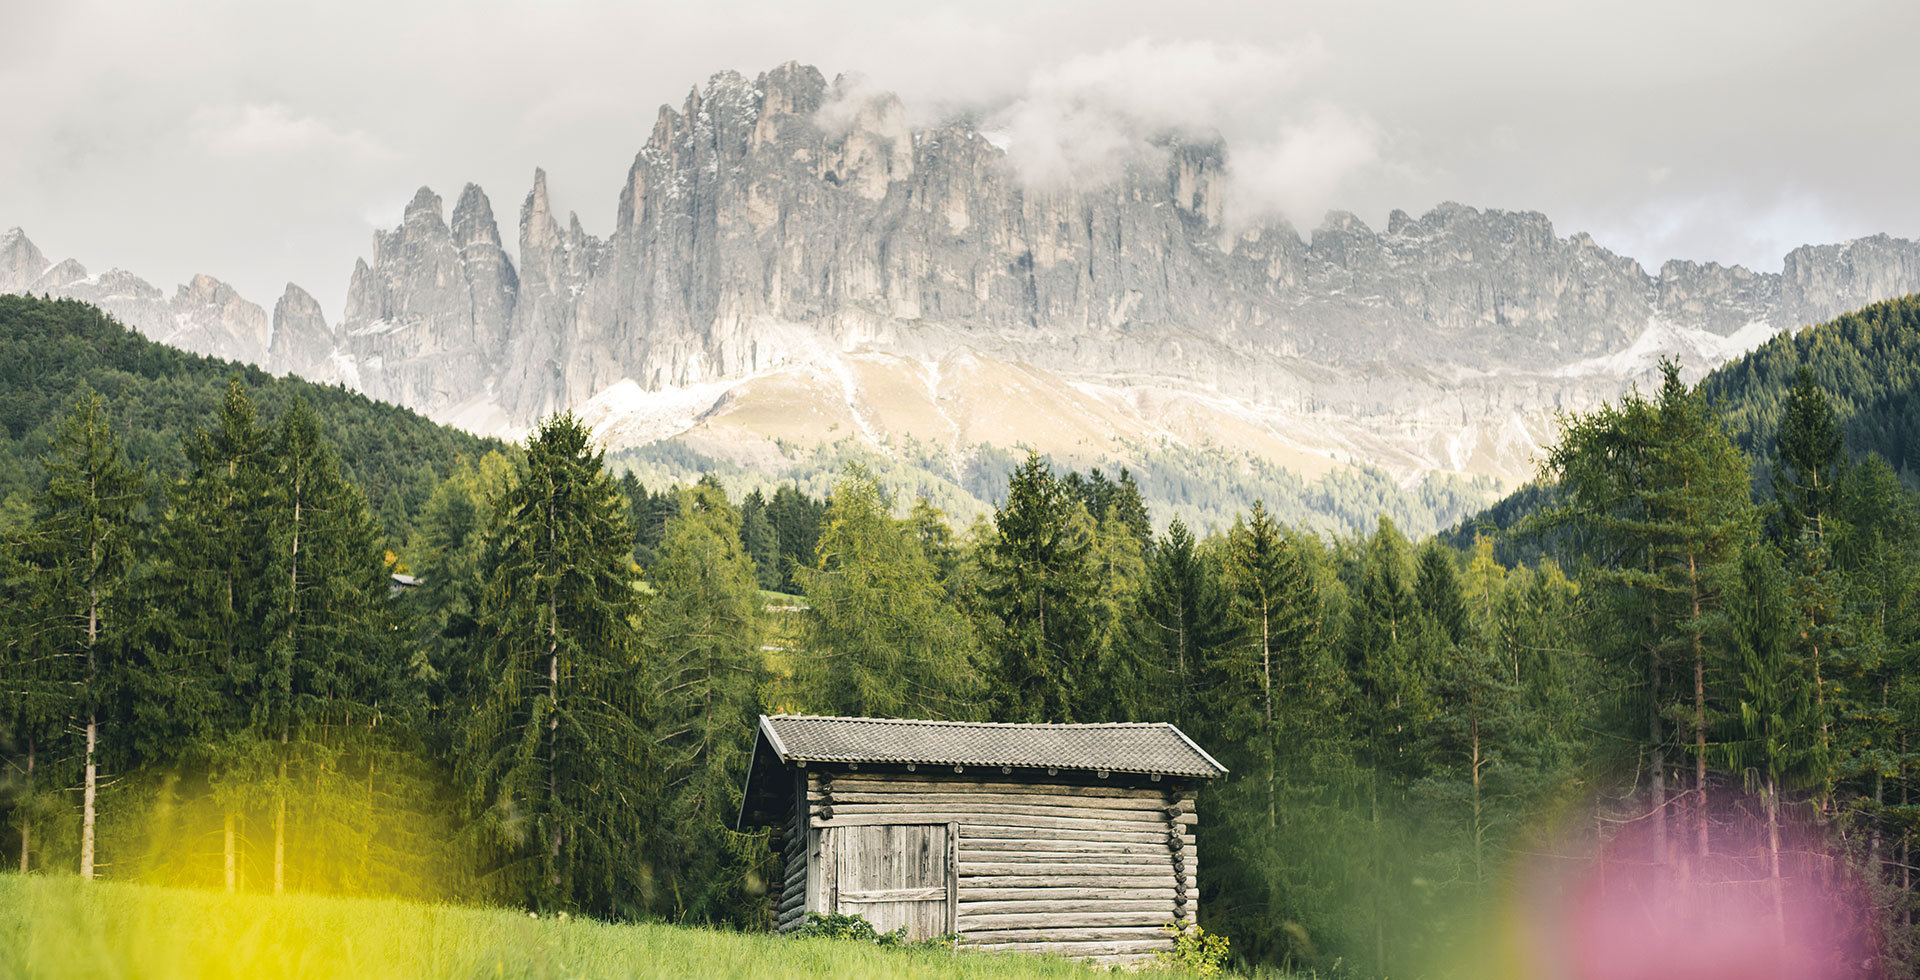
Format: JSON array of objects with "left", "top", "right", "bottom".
[{"left": 830, "top": 823, "right": 955, "bottom": 939}]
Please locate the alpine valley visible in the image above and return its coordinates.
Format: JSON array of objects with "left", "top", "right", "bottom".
[{"left": 8, "top": 62, "right": 1920, "bottom": 532}]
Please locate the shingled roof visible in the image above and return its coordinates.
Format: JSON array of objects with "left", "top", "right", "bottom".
[{"left": 762, "top": 714, "right": 1226, "bottom": 777}]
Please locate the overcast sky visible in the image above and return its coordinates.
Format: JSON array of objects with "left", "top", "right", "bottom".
[{"left": 4, "top": 0, "right": 1916, "bottom": 318}]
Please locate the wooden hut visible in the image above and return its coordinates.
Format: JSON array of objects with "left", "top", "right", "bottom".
[{"left": 736, "top": 714, "right": 1228, "bottom": 965}]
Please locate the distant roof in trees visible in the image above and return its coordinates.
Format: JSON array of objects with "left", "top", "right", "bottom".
[{"left": 755, "top": 714, "right": 1228, "bottom": 779}]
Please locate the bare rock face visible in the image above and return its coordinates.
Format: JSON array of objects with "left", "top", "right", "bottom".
[
  {"left": 269, "top": 283, "right": 335, "bottom": 377},
  {"left": 343, "top": 185, "right": 518, "bottom": 416},
  {"left": 0, "top": 228, "right": 49, "bottom": 293},
  {"left": 167, "top": 274, "right": 269, "bottom": 364}
]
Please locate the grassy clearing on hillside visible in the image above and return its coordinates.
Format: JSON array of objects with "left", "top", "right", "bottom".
[{"left": 0, "top": 876, "right": 1176, "bottom": 980}]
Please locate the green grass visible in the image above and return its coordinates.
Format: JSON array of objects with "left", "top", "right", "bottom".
[{"left": 0, "top": 876, "right": 1164, "bottom": 979}]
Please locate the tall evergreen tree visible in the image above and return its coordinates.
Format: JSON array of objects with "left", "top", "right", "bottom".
[
  {"left": 254, "top": 397, "right": 398, "bottom": 894},
  {"left": 976, "top": 452, "right": 1101, "bottom": 722},
  {"left": 1774, "top": 367, "right": 1847, "bottom": 541},
  {"left": 1725, "top": 542, "right": 1818, "bottom": 941},
  {"left": 1546, "top": 361, "right": 1756, "bottom": 863},
  {"left": 462, "top": 414, "right": 649, "bottom": 913},
  {"left": 12, "top": 390, "right": 146, "bottom": 879},
  {"left": 1137, "top": 519, "right": 1229, "bottom": 727},
  {"left": 642, "top": 480, "right": 766, "bottom": 923}
]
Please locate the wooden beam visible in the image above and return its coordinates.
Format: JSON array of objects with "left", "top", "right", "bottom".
[
  {"left": 961, "top": 875, "right": 1175, "bottom": 890},
  {"left": 956, "top": 899, "right": 1167, "bottom": 914},
  {"left": 959, "top": 887, "right": 1176, "bottom": 902},
  {"left": 958, "top": 911, "right": 1174, "bottom": 931},
  {"left": 966, "top": 939, "right": 1173, "bottom": 955},
  {"left": 960, "top": 926, "right": 1171, "bottom": 943},
  {"left": 961, "top": 825, "right": 1195, "bottom": 846},
  {"left": 826, "top": 775, "right": 1163, "bottom": 799}
]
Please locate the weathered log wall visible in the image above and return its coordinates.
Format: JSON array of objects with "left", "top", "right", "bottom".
[{"left": 797, "top": 770, "right": 1197, "bottom": 964}]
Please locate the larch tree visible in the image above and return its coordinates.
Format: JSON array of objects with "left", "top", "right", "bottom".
[
  {"left": 463, "top": 413, "right": 650, "bottom": 913},
  {"left": 793, "top": 470, "right": 979, "bottom": 719}
]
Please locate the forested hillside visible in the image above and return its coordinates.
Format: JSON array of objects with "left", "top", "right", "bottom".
[
  {"left": 0, "top": 296, "right": 503, "bottom": 541},
  {"left": 1700, "top": 294, "right": 1920, "bottom": 477},
  {"left": 1446, "top": 292, "right": 1920, "bottom": 556},
  {"left": 5, "top": 292, "right": 1920, "bottom": 977}
]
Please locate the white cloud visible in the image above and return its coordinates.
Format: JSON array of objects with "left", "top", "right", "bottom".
[
  {"left": 1225, "top": 107, "right": 1380, "bottom": 230},
  {"left": 191, "top": 104, "right": 392, "bottom": 161},
  {"left": 989, "top": 38, "right": 1332, "bottom": 188}
]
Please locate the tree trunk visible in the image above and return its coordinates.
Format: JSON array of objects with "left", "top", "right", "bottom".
[
  {"left": 1650, "top": 656, "right": 1666, "bottom": 864},
  {"left": 80, "top": 714, "right": 97, "bottom": 880},
  {"left": 547, "top": 573, "right": 562, "bottom": 892},
  {"left": 1692, "top": 553, "right": 1708, "bottom": 861},
  {"left": 1471, "top": 698, "right": 1484, "bottom": 886},
  {"left": 1766, "top": 777, "right": 1785, "bottom": 946},
  {"left": 17, "top": 739, "right": 31, "bottom": 873},
  {"left": 274, "top": 728, "right": 288, "bottom": 896},
  {"left": 1262, "top": 601, "right": 1274, "bottom": 830},
  {"left": 224, "top": 811, "right": 237, "bottom": 892},
  {"left": 1371, "top": 775, "right": 1386, "bottom": 975}
]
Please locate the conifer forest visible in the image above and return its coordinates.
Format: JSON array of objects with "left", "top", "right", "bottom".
[{"left": 9, "top": 295, "right": 1920, "bottom": 977}]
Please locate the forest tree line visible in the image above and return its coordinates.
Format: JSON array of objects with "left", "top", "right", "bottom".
[{"left": 5, "top": 354, "right": 1920, "bottom": 976}]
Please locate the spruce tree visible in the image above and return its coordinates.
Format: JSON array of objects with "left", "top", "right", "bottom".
[
  {"left": 642, "top": 480, "right": 766, "bottom": 923},
  {"left": 1414, "top": 542, "right": 1469, "bottom": 646},
  {"left": 1774, "top": 368, "right": 1846, "bottom": 541},
  {"left": 977, "top": 452, "right": 1101, "bottom": 722},
  {"left": 462, "top": 414, "right": 649, "bottom": 913},
  {"left": 1546, "top": 361, "right": 1755, "bottom": 862},
  {"left": 794, "top": 471, "right": 978, "bottom": 719},
  {"left": 255, "top": 397, "right": 398, "bottom": 894},
  {"left": 141, "top": 380, "right": 271, "bottom": 889},
  {"left": 1725, "top": 543, "right": 1817, "bottom": 940},
  {"left": 12, "top": 390, "right": 146, "bottom": 879},
  {"left": 1137, "top": 518, "right": 1229, "bottom": 727}
]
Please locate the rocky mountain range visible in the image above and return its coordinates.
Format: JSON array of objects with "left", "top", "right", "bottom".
[{"left": 8, "top": 61, "right": 1920, "bottom": 528}]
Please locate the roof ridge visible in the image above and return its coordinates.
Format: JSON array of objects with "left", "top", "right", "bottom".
[{"left": 765, "top": 713, "right": 1176, "bottom": 730}]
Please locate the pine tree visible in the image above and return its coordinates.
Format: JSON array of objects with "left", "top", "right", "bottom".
[
  {"left": 462, "top": 414, "right": 650, "bottom": 913},
  {"left": 642, "top": 480, "right": 766, "bottom": 923},
  {"left": 976, "top": 452, "right": 1101, "bottom": 722},
  {"left": 10, "top": 390, "right": 146, "bottom": 879}
]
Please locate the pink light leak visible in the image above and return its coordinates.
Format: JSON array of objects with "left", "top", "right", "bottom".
[{"left": 1513, "top": 795, "right": 1882, "bottom": 980}]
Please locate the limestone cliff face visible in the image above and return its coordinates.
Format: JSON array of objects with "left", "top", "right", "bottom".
[
  {"left": 330, "top": 63, "right": 1920, "bottom": 457},
  {"left": 270, "top": 283, "right": 335, "bottom": 378}
]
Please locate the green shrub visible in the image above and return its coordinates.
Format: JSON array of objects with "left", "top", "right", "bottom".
[{"left": 1157, "top": 922, "right": 1231, "bottom": 976}]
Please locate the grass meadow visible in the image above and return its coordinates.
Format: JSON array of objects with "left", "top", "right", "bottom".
[{"left": 0, "top": 875, "right": 1179, "bottom": 980}]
